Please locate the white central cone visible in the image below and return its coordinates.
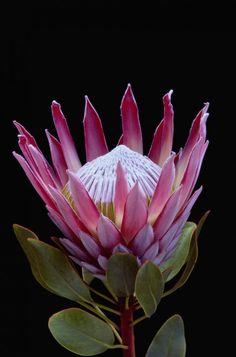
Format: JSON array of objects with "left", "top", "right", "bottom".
[{"left": 76, "top": 145, "right": 161, "bottom": 204}]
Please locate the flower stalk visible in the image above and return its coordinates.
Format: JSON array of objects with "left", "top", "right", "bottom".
[{"left": 120, "top": 299, "right": 136, "bottom": 357}]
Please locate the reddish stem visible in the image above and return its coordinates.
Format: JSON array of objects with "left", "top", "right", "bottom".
[{"left": 120, "top": 300, "right": 136, "bottom": 357}]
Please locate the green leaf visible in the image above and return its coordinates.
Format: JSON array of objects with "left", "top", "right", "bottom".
[
  {"left": 13, "top": 224, "right": 54, "bottom": 292},
  {"left": 48, "top": 308, "right": 115, "bottom": 356},
  {"left": 146, "top": 315, "right": 186, "bottom": 357},
  {"left": 161, "top": 267, "right": 173, "bottom": 282},
  {"left": 106, "top": 253, "right": 139, "bottom": 297},
  {"left": 160, "top": 222, "right": 196, "bottom": 282},
  {"left": 195, "top": 210, "right": 210, "bottom": 239},
  {"left": 135, "top": 261, "right": 164, "bottom": 317},
  {"left": 27, "top": 239, "right": 93, "bottom": 304},
  {"left": 163, "top": 231, "right": 198, "bottom": 297},
  {"left": 13, "top": 224, "right": 38, "bottom": 242},
  {"left": 13, "top": 224, "right": 93, "bottom": 303},
  {"left": 82, "top": 267, "right": 94, "bottom": 285}
]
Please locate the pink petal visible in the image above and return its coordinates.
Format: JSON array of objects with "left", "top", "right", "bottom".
[
  {"left": 17, "top": 133, "right": 59, "bottom": 187},
  {"left": 51, "top": 101, "right": 81, "bottom": 172},
  {"left": 114, "top": 161, "right": 129, "bottom": 227},
  {"left": 141, "top": 240, "right": 160, "bottom": 262},
  {"left": 17, "top": 135, "right": 40, "bottom": 173},
  {"left": 79, "top": 231, "right": 102, "bottom": 258},
  {"left": 47, "top": 206, "right": 77, "bottom": 241},
  {"left": 153, "top": 213, "right": 189, "bottom": 266},
  {"left": 159, "top": 211, "right": 190, "bottom": 252},
  {"left": 163, "top": 198, "right": 200, "bottom": 262},
  {"left": 148, "top": 155, "right": 175, "bottom": 224},
  {"left": 13, "top": 152, "right": 56, "bottom": 209},
  {"left": 14, "top": 121, "right": 40, "bottom": 150},
  {"left": 98, "top": 255, "right": 108, "bottom": 270},
  {"left": 175, "top": 103, "right": 209, "bottom": 186},
  {"left": 48, "top": 185, "right": 86, "bottom": 236},
  {"left": 68, "top": 171, "right": 100, "bottom": 236},
  {"left": 97, "top": 215, "right": 122, "bottom": 251},
  {"left": 157, "top": 186, "right": 202, "bottom": 264},
  {"left": 28, "top": 145, "right": 59, "bottom": 187},
  {"left": 184, "top": 103, "right": 209, "bottom": 153},
  {"left": 120, "top": 84, "right": 143, "bottom": 153},
  {"left": 178, "top": 139, "right": 207, "bottom": 209},
  {"left": 153, "top": 185, "right": 182, "bottom": 240},
  {"left": 112, "top": 244, "right": 131, "bottom": 254},
  {"left": 148, "top": 90, "right": 174, "bottom": 166},
  {"left": 121, "top": 182, "right": 148, "bottom": 243},
  {"left": 46, "top": 130, "right": 68, "bottom": 186},
  {"left": 83, "top": 96, "right": 108, "bottom": 162},
  {"left": 162, "top": 240, "right": 179, "bottom": 261},
  {"left": 59, "top": 238, "right": 91, "bottom": 261},
  {"left": 165, "top": 189, "right": 202, "bottom": 255},
  {"left": 130, "top": 224, "right": 154, "bottom": 256},
  {"left": 79, "top": 261, "right": 103, "bottom": 275},
  {"left": 190, "top": 141, "right": 208, "bottom": 193},
  {"left": 178, "top": 186, "right": 203, "bottom": 218}
]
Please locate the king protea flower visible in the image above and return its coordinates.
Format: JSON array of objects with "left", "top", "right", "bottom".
[{"left": 13, "top": 85, "right": 208, "bottom": 279}]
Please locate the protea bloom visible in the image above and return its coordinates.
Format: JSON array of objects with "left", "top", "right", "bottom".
[{"left": 13, "top": 85, "right": 208, "bottom": 279}]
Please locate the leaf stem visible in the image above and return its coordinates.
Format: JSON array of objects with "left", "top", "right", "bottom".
[
  {"left": 103, "top": 281, "right": 118, "bottom": 302},
  {"left": 79, "top": 301, "right": 119, "bottom": 330},
  {"left": 95, "top": 303, "right": 121, "bottom": 316},
  {"left": 94, "top": 306, "right": 123, "bottom": 343},
  {"left": 110, "top": 344, "right": 128, "bottom": 350},
  {"left": 89, "top": 286, "right": 117, "bottom": 305},
  {"left": 132, "top": 315, "right": 147, "bottom": 327}
]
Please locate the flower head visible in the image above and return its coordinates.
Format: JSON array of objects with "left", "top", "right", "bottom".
[{"left": 13, "top": 84, "right": 208, "bottom": 279}]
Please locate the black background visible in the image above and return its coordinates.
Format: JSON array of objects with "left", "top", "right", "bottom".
[{"left": 1, "top": 2, "right": 234, "bottom": 357}]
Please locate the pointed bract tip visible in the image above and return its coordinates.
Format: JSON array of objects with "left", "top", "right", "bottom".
[
  {"left": 163, "top": 90, "right": 173, "bottom": 102},
  {"left": 67, "top": 168, "right": 74, "bottom": 177},
  {"left": 194, "top": 185, "right": 203, "bottom": 196},
  {"left": 13, "top": 120, "right": 23, "bottom": 131},
  {"left": 203, "top": 102, "right": 210, "bottom": 113},
  {"left": 126, "top": 83, "right": 132, "bottom": 93},
  {"left": 12, "top": 151, "right": 23, "bottom": 160},
  {"left": 121, "top": 83, "right": 137, "bottom": 109},
  {"left": 84, "top": 96, "right": 99, "bottom": 118},
  {"left": 52, "top": 100, "right": 60, "bottom": 106},
  {"left": 116, "top": 160, "right": 124, "bottom": 171},
  {"left": 164, "top": 152, "right": 176, "bottom": 165},
  {"left": 28, "top": 143, "right": 35, "bottom": 150},
  {"left": 84, "top": 95, "right": 94, "bottom": 111},
  {"left": 51, "top": 101, "right": 62, "bottom": 112},
  {"left": 132, "top": 180, "right": 144, "bottom": 195},
  {"left": 68, "top": 169, "right": 81, "bottom": 183},
  {"left": 51, "top": 100, "right": 65, "bottom": 120},
  {"left": 124, "top": 83, "right": 134, "bottom": 97},
  {"left": 168, "top": 89, "right": 174, "bottom": 97},
  {"left": 99, "top": 213, "right": 107, "bottom": 223}
]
